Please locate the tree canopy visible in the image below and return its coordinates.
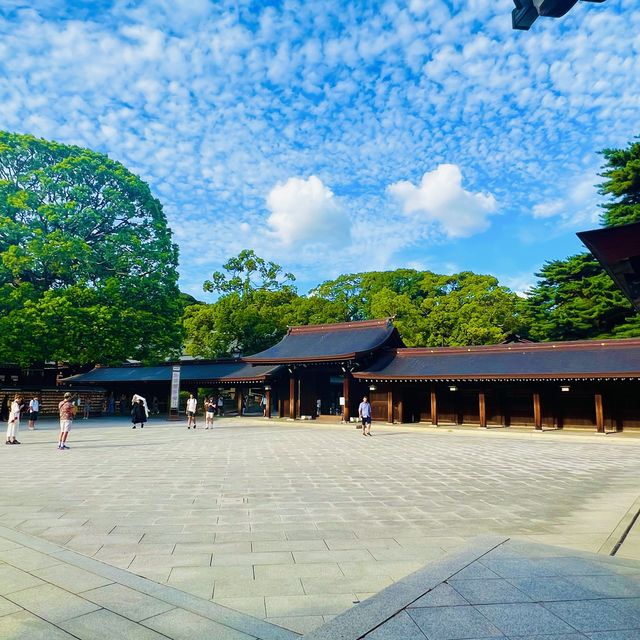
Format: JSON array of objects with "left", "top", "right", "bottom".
[
  {"left": 599, "top": 138, "right": 640, "bottom": 227},
  {"left": 0, "top": 131, "right": 182, "bottom": 365},
  {"left": 184, "top": 258, "right": 526, "bottom": 357}
]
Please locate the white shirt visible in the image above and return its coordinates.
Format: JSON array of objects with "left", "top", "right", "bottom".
[
  {"left": 217, "top": 397, "right": 224, "bottom": 406},
  {"left": 29, "top": 399, "right": 39, "bottom": 412},
  {"left": 186, "top": 398, "right": 197, "bottom": 412}
]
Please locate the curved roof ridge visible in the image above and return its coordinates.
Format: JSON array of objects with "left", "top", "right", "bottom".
[
  {"left": 287, "top": 318, "right": 394, "bottom": 334},
  {"left": 395, "top": 337, "right": 640, "bottom": 356}
]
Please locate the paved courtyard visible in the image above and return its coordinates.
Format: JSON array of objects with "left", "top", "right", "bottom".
[{"left": 1, "top": 417, "right": 639, "bottom": 635}]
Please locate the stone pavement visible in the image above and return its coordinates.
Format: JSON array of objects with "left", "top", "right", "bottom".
[
  {"left": 0, "top": 526, "right": 298, "bottom": 639},
  {"left": 304, "top": 536, "right": 640, "bottom": 639},
  {"left": 1, "top": 417, "right": 639, "bottom": 635}
]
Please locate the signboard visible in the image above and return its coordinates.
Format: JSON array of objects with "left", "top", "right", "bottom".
[{"left": 170, "top": 365, "right": 181, "bottom": 410}]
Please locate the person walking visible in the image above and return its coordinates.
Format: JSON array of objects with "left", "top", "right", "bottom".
[
  {"left": 358, "top": 395, "right": 372, "bottom": 436},
  {"left": 186, "top": 393, "right": 197, "bottom": 429},
  {"left": 27, "top": 395, "right": 40, "bottom": 430},
  {"left": 58, "top": 392, "right": 74, "bottom": 450},
  {"left": 205, "top": 397, "right": 215, "bottom": 429},
  {"left": 6, "top": 394, "right": 24, "bottom": 445},
  {"left": 131, "top": 398, "right": 147, "bottom": 428}
]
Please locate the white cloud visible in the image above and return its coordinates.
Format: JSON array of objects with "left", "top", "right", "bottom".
[
  {"left": 388, "top": 164, "right": 498, "bottom": 238},
  {"left": 531, "top": 173, "right": 600, "bottom": 227},
  {"left": 266, "top": 175, "right": 350, "bottom": 246}
]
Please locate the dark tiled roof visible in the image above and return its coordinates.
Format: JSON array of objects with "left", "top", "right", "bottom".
[
  {"left": 353, "top": 339, "right": 640, "bottom": 381},
  {"left": 577, "top": 222, "right": 640, "bottom": 310},
  {"left": 243, "top": 318, "right": 404, "bottom": 364},
  {"left": 64, "top": 362, "right": 281, "bottom": 384}
]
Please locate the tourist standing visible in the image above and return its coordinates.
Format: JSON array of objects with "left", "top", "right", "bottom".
[
  {"left": 186, "top": 393, "right": 197, "bottom": 428},
  {"left": 205, "top": 397, "right": 215, "bottom": 429},
  {"left": 58, "top": 392, "right": 74, "bottom": 450},
  {"left": 151, "top": 396, "right": 160, "bottom": 415},
  {"left": 83, "top": 397, "right": 91, "bottom": 420},
  {"left": 107, "top": 392, "right": 115, "bottom": 415},
  {"left": 131, "top": 398, "right": 146, "bottom": 428},
  {"left": 358, "top": 396, "right": 372, "bottom": 436},
  {"left": 28, "top": 395, "right": 40, "bottom": 430},
  {"left": 119, "top": 394, "right": 126, "bottom": 416},
  {"left": 5, "top": 394, "right": 24, "bottom": 445}
]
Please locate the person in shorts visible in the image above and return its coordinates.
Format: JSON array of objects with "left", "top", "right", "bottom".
[
  {"left": 28, "top": 395, "right": 39, "bottom": 430},
  {"left": 186, "top": 393, "right": 197, "bottom": 429},
  {"left": 205, "top": 397, "right": 215, "bottom": 429},
  {"left": 58, "top": 392, "right": 75, "bottom": 450},
  {"left": 358, "top": 395, "right": 372, "bottom": 436}
]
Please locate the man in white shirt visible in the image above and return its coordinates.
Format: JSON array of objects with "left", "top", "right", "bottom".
[
  {"left": 28, "top": 395, "right": 39, "bottom": 430},
  {"left": 186, "top": 394, "right": 197, "bottom": 429},
  {"left": 358, "top": 396, "right": 373, "bottom": 436}
]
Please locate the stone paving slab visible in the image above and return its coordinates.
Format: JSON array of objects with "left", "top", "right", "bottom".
[
  {"left": 302, "top": 537, "right": 640, "bottom": 639},
  {"left": 0, "top": 528, "right": 299, "bottom": 640}
]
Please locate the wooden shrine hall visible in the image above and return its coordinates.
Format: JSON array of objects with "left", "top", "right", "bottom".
[{"left": 65, "top": 318, "right": 640, "bottom": 432}]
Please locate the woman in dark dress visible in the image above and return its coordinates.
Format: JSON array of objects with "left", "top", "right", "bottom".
[{"left": 131, "top": 399, "right": 147, "bottom": 429}]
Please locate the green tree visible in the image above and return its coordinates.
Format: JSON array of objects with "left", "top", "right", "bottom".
[
  {"left": 599, "top": 138, "right": 640, "bottom": 227},
  {"left": 314, "top": 269, "right": 523, "bottom": 346},
  {"left": 522, "top": 254, "right": 636, "bottom": 341},
  {"left": 0, "top": 131, "right": 182, "bottom": 365},
  {"left": 184, "top": 251, "right": 298, "bottom": 358}
]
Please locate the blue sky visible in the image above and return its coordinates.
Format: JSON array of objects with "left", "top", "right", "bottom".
[{"left": 1, "top": 0, "right": 638, "bottom": 300}]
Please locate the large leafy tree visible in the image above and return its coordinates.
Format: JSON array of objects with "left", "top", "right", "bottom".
[
  {"left": 0, "top": 131, "right": 182, "bottom": 365},
  {"left": 184, "top": 250, "right": 299, "bottom": 357},
  {"left": 521, "top": 137, "right": 640, "bottom": 341},
  {"left": 369, "top": 272, "right": 522, "bottom": 346},
  {"left": 311, "top": 269, "right": 523, "bottom": 346}
]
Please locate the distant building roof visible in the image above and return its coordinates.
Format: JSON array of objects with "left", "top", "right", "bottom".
[
  {"left": 243, "top": 318, "right": 404, "bottom": 364},
  {"left": 354, "top": 338, "right": 640, "bottom": 381},
  {"left": 64, "top": 361, "right": 281, "bottom": 385},
  {"left": 577, "top": 221, "right": 640, "bottom": 311}
]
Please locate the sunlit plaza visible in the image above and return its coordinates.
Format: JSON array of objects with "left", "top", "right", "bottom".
[{"left": 1, "top": 417, "right": 640, "bottom": 637}]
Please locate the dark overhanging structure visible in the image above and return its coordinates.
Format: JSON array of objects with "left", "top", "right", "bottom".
[
  {"left": 65, "top": 318, "right": 640, "bottom": 433},
  {"left": 512, "top": 0, "right": 607, "bottom": 30},
  {"left": 577, "top": 221, "right": 640, "bottom": 311}
]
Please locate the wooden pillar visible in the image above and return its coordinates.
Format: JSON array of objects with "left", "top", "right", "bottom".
[
  {"left": 430, "top": 386, "right": 438, "bottom": 426},
  {"left": 479, "top": 390, "right": 487, "bottom": 428},
  {"left": 387, "top": 389, "right": 394, "bottom": 424},
  {"left": 265, "top": 388, "right": 272, "bottom": 419},
  {"left": 289, "top": 374, "right": 296, "bottom": 420},
  {"left": 595, "top": 392, "right": 604, "bottom": 433},
  {"left": 342, "top": 372, "right": 351, "bottom": 423},
  {"left": 236, "top": 388, "right": 243, "bottom": 415},
  {"left": 533, "top": 392, "right": 542, "bottom": 430}
]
